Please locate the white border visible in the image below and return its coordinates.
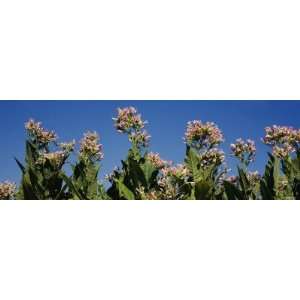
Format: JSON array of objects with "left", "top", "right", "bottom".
[
  {"left": 1, "top": 200, "right": 300, "bottom": 300},
  {"left": 0, "top": 0, "right": 300, "bottom": 100}
]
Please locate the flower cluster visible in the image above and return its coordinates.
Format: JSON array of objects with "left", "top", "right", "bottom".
[
  {"left": 184, "top": 120, "right": 223, "bottom": 149},
  {"left": 157, "top": 176, "right": 179, "bottom": 200},
  {"left": 157, "top": 165, "right": 188, "bottom": 200},
  {"left": 129, "top": 130, "right": 151, "bottom": 148},
  {"left": 146, "top": 152, "right": 170, "bottom": 169},
  {"left": 104, "top": 166, "right": 119, "bottom": 182},
  {"left": 0, "top": 181, "right": 16, "bottom": 200},
  {"left": 79, "top": 131, "right": 104, "bottom": 162},
  {"left": 263, "top": 125, "right": 300, "bottom": 158},
  {"left": 273, "top": 144, "right": 295, "bottom": 159},
  {"left": 277, "top": 179, "right": 289, "bottom": 192},
  {"left": 36, "top": 151, "right": 67, "bottom": 168},
  {"left": 25, "top": 119, "right": 57, "bottom": 145},
  {"left": 59, "top": 140, "right": 75, "bottom": 152},
  {"left": 199, "top": 148, "right": 225, "bottom": 168},
  {"left": 137, "top": 186, "right": 159, "bottom": 200},
  {"left": 263, "top": 126, "right": 298, "bottom": 145},
  {"left": 230, "top": 138, "right": 256, "bottom": 165},
  {"left": 113, "top": 107, "right": 150, "bottom": 148},
  {"left": 247, "top": 171, "right": 261, "bottom": 183},
  {"left": 113, "top": 107, "right": 146, "bottom": 133},
  {"left": 161, "top": 164, "right": 189, "bottom": 179}
]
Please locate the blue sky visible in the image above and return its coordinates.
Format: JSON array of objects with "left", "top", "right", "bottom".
[{"left": 1, "top": 100, "right": 299, "bottom": 184}]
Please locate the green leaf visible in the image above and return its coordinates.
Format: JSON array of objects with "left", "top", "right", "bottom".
[
  {"left": 194, "top": 181, "right": 211, "bottom": 200},
  {"left": 224, "top": 181, "right": 243, "bottom": 200},
  {"left": 140, "top": 160, "right": 158, "bottom": 188},
  {"left": 116, "top": 180, "right": 135, "bottom": 200},
  {"left": 15, "top": 157, "right": 25, "bottom": 174},
  {"left": 61, "top": 173, "right": 86, "bottom": 199},
  {"left": 185, "top": 146, "right": 202, "bottom": 182},
  {"left": 260, "top": 154, "right": 280, "bottom": 200},
  {"left": 22, "top": 173, "right": 38, "bottom": 199},
  {"left": 128, "top": 156, "right": 147, "bottom": 188}
]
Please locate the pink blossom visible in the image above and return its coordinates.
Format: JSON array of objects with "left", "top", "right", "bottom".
[
  {"left": 0, "top": 181, "right": 16, "bottom": 200},
  {"left": 25, "top": 118, "right": 57, "bottom": 144},
  {"left": 262, "top": 125, "right": 300, "bottom": 158},
  {"left": 79, "top": 131, "right": 104, "bottom": 162},
  {"left": 230, "top": 138, "right": 256, "bottom": 165},
  {"left": 129, "top": 130, "right": 151, "bottom": 148},
  {"left": 184, "top": 120, "right": 223, "bottom": 149},
  {"left": 199, "top": 148, "right": 225, "bottom": 168},
  {"left": 146, "top": 152, "right": 170, "bottom": 168},
  {"left": 113, "top": 107, "right": 150, "bottom": 148},
  {"left": 113, "top": 107, "right": 146, "bottom": 133}
]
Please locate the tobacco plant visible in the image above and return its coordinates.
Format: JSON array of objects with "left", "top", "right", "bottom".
[
  {"left": 15, "top": 119, "right": 73, "bottom": 199},
  {"left": 1, "top": 107, "right": 300, "bottom": 200}
]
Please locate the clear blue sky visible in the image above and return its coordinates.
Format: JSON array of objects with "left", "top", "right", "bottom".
[{"left": 1, "top": 100, "right": 299, "bottom": 184}]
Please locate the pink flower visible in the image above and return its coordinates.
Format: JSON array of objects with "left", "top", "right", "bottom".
[
  {"left": 230, "top": 138, "right": 256, "bottom": 165},
  {"left": 59, "top": 140, "right": 75, "bottom": 153},
  {"left": 247, "top": 171, "right": 261, "bottom": 183},
  {"left": 0, "top": 181, "right": 16, "bottom": 200},
  {"left": 146, "top": 152, "right": 170, "bottom": 169},
  {"left": 129, "top": 130, "right": 151, "bottom": 148},
  {"left": 36, "top": 151, "right": 67, "bottom": 168},
  {"left": 262, "top": 125, "right": 300, "bottom": 159},
  {"left": 161, "top": 164, "right": 189, "bottom": 178},
  {"left": 113, "top": 107, "right": 150, "bottom": 148},
  {"left": 199, "top": 148, "right": 225, "bottom": 168},
  {"left": 273, "top": 144, "right": 295, "bottom": 159},
  {"left": 113, "top": 107, "right": 146, "bottom": 133},
  {"left": 25, "top": 119, "right": 57, "bottom": 144},
  {"left": 184, "top": 120, "right": 223, "bottom": 149},
  {"left": 79, "top": 131, "right": 104, "bottom": 162},
  {"left": 263, "top": 125, "right": 297, "bottom": 145}
]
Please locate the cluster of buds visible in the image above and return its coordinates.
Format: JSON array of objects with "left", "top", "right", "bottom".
[
  {"left": 25, "top": 119, "right": 57, "bottom": 145},
  {"left": 277, "top": 179, "right": 289, "bottom": 192},
  {"left": 113, "top": 107, "right": 150, "bottom": 149},
  {"left": 113, "top": 107, "right": 146, "bottom": 132},
  {"left": 263, "top": 125, "right": 300, "bottom": 158},
  {"left": 230, "top": 138, "right": 256, "bottom": 165},
  {"left": 247, "top": 171, "right": 261, "bottom": 184},
  {"left": 263, "top": 125, "right": 299, "bottom": 145},
  {"left": 157, "top": 176, "right": 180, "bottom": 199},
  {"left": 0, "top": 181, "right": 16, "bottom": 200},
  {"left": 136, "top": 186, "right": 159, "bottom": 200},
  {"left": 184, "top": 120, "right": 223, "bottom": 149},
  {"left": 161, "top": 164, "right": 189, "bottom": 179},
  {"left": 273, "top": 144, "right": 295, "bottom": 159},
  {"left": 104, "top": 166, "right": 119, "bottom": 182},
  {"left": 79, "top": 131, "right": 104, "bottom": 162},
  {"left": 146, "top": 152, "right": 170, "bottom": 169},
  {"left": 59, "top": 140, "right": 75, "bottom": 153},
  {"left": 129, "top": 130, "right": 151, "bottom": 148},
  {"left": 36, "top": 151, "right": 67, "bottom": 168},
  {"left": 199, "top": 148, "right": 225, "bottom": 168}
]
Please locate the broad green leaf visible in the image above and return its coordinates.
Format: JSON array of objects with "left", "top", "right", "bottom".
[
  {"left": 185, "top": 146, "right": 202, "bottom": 182},
  {"left": 117, "top": 180, "right": 135, "bottom": 200}
]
